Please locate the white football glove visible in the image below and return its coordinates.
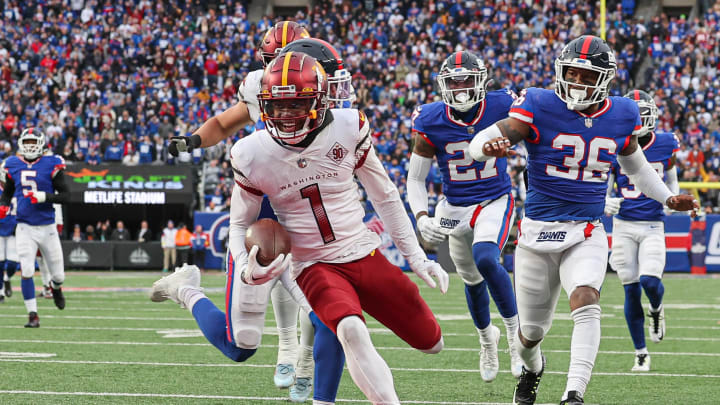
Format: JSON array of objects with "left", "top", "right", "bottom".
[
  {"left": 240, "top": 245, "right": 292, "bottom": 285},
  {"left": 417, "top": 215, "right": 447, "bottom": 245},
  {"left": 408, "top": 257, "right": 449, "bottom": 294},
  {"left": 604, "top": 197, "right": 623, "bottom": 216}
]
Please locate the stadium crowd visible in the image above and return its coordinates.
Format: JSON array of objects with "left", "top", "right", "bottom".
[{"left": 1, "top": 0, "right": 719, "bottom": 222}]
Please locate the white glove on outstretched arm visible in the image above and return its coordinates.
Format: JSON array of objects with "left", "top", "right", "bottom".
[
  {"left": 417, "top": 215, "right": 447, "bottom": 244},
  {"left": 604, "top": 197, "right": 623, "bottom": 216},
  {"left": 408, "top": 256, "right": 449, "bottom": 294},
  {"left": 240, "top": 245, "right": 292, "bottom": 285}
]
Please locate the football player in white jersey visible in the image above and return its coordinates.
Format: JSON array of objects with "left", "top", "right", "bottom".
[
  {"left": 469, "top": 36, "right": 697, "bottom": 404},
  {"left": 228, "top": 51, "right": 448, "bottom": 404},
  {"left": 0, "top": 128, "right": 70, "bottom": 327},
  {"left": 157, "top": 23, "right": 351, "bottom": 403}
]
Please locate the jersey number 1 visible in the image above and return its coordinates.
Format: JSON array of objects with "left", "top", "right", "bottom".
[{"left": 300, "top": 184, "right": 336, "bottom": 244}]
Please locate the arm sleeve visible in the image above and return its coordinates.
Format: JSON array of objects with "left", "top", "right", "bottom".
[
  {"left": 665, "top": 165, "right": 679, "bottom": 195},
  {"left": 227, "top": 180, "right": 264, "bottom": 270},
  {"left": 279, "top": 271, "right": 312, "bottom": 313},
  {"left": 46, "top": 171, "right": 70, "bottom": 204},
  {"left": 0, "top": 179, "right": 14, "bottom": 206},
  {"left": 617, "top": 148, "right": 674, "bottom": 205},
  {"left": 355, "top": 145, "right": 426, "bottom": 263},
  {"left": 406, "top": 153, "right": 432, "bottom": 218},
  {"left": 606, "top": 172, "right": 615, "bottom": 199}
]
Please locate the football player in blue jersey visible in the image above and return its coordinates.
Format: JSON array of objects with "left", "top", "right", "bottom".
[
  {"left": 0, "top": 128, "right": 70, "bottom": 327},
  {"left": 605, "top": 90, "right": 677, "bottom": 372},
  {"left": 0, "top": 187, "right": 18, "bottom": 303},
  {"left": 153, "top": 35, "right": 353, "bottom": 404},
  {"left": 407, "top": 50, "right": 521, "bottom": 382},
  {"left": 468, "top": 36, "right": 697, "bottom": 405}
]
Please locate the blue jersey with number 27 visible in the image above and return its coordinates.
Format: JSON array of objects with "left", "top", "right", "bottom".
[
  {"left": 509, "top": 88, "right": 641, "bottom": 221},
  {"left": 611, "top": 131, "right": 678, "bottom": 221},
  {"left": 2, "top": 155, "right": 65, "bottom": 225},
  {"left": 412, "top": 90, "right": 515, "bottom": 206}
]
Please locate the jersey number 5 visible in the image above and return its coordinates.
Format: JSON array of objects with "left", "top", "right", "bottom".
[
  {"left": 300, "top": 184, "right": 337, "bottom": 244},
  {"left": 21, "top": 170, "right": 39, "bottom": 194},
  {"left": 545, "top": 134, "right": 616, "bottom": 182},
  {"left": 446, "top": 141, "right": 498, "bottom": 181}
]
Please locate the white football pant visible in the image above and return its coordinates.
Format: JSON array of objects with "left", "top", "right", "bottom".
[
  {"left": 0, "top": 235, "right": 18, "bottom": 262},
  {"left": 609, "top": 218, "right": 665, "bottom": 285},
  {"left": 16, "top": 223, "right": 64, "bottom": 284}
]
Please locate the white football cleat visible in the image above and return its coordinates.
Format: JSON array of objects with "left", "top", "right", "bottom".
[
  {"left": 274, "top": 363, "right": 295, "bottom": 389},
  {"left": 631, "top": 353, "right": 650, "bottom": 372},
  {"left": 149, "top": 264, "right": 201, "bottom": 308},
  {"left": 648, "top": 306, "right": 665, "bottom": 343},
  {"left": 289, "top": 377, "right": 312, "bottom": 402},
  {"left": 479, "top": 325, "right": 500, "bottom": 382}
]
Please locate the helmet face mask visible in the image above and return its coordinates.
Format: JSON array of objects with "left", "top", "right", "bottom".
[
  {"left": 554, "top": 36, "right": 616, "bottom": 111},
  {"left": 259, "top": 53, "right": 328, "bottom": 145},
  {"left": 19, "top": 128, "right": 46, "bottom": 160},
  {"left": 437, "top": 51, "right": 488, "bottom": 112},
  {"left": 327, "top": 69, "right": 355, "bottom": 107}
]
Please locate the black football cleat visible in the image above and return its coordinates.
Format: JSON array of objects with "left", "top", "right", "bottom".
[
  {"left": 24, "top": 312, "right": 39, "bottom": 328},
  {"left": 512, "top": 355, "right": 546, "bottom": 405},
  {"left": 4, "top": 280, "right": 11, "bottom": 297},
  {"left": 0, "top": 295, "right": 4, "bottom": 304},
  {"left": 560, "top": 391, "right": 584, "bottom": 404},
  {"left": 52, "top": 286, "right": 65, "bottom": 310}
]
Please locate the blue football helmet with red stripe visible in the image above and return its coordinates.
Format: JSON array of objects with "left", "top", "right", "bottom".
[
  {"left": 624, "top": 89, "right": 657, "bottom": 136},
  {"left": 437, "top": 50, "right": 488, "bottom": 112},
  {"left": 555, "top": 35, "right": 616, "bottom": 111}
]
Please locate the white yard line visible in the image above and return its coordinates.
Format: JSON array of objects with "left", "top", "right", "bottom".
[{"left": 0, "top": 359, "right": 718, "bottom": 379}]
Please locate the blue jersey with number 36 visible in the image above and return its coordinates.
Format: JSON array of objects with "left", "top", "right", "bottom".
[
  {"left": 412, "top": 90, "right": 515, "bottom": 206},
  {"left": 509, "top": 88, "right": 641, "bottom": 221},
  {"left": 611, "top": 131, "right": 678, "bottom": 221},
  {"left": 2, "top": 155, "right": 65, "bottom": 225}
]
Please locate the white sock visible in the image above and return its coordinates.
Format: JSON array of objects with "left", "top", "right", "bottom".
[
  {"left": 649, "top": 303, "right": 662, "bottom": 313},
  {"left": 296, "top": 309, "right": 315, "bottom": 378},
  {"left": 178, "top": 287, "right": 206, "bottom": 311},
  {"left": 337, "top": 316, "right": 399, "bottom": 405},
  {"left": 3, "top": 273, "right": 8, "bottom": 281},
  {"left": 636, "top": 347, "right": 649, "bottom": 356},
  {"left": 25, "top": 298, "right": 38, "bottom": 313},
  {"left": 502, "top": 315, "right": 519, "bottom": 340},
  {"left": 271, "top": 283, "right": 300, "bottom": 365},
  {"left": 477, "top": 325, "right": 497, "bottom": 345},
  {"left": 313, "top": 401, "right": 334, "bottom": 405},
  {"left": 565, "top": 304, "right": 601, "bottom": 399},
  {"left": 516, "top": 337, "right": 543, "bottom": 373}
]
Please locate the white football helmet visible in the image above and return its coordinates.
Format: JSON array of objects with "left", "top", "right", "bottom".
[{"left": 18, "top": 128, "right": 46, "bottom": 160}]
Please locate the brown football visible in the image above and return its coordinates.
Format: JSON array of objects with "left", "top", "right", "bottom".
[{"left": 244, "top": 218, "right": 292, "bottom": 266}]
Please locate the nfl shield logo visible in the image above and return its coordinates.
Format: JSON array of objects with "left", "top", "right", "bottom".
[
  {"left": 467, "top": 126, "right": 475, "bottom": 134},
  {"left": 297, "top": 158, "right": 308, "bottom": 168},
  {"left": 585, "top": 118, "right": 593, "bottom": 128}
]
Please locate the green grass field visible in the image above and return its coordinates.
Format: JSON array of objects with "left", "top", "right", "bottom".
[{"left": 0, "top": 271, "right": 718, "bottom": 404}]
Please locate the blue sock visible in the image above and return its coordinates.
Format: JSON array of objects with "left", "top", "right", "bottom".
[
  {"left": 465, "top": 281, "right": 491, "bottom": 329},
  {"left": 640, "top": 275, "right": 664, "bottom": 310},
  {"left": 191, "top": 298, "right": 256, "bottom": 362},
  {"left": 624, "top": 283, "right": 646, "bottom": 350},
  {"left": 21, "top": 277, "right": 35, "bottom": 300},
  {"left": 5, "top": 261, "right": 17, "bottom": 278},
  {"left": 472, "top": 242, "right": 518, "bottom": 318},
  {"left": 310, "top": 312, "right": 344, "bottom": 402}
]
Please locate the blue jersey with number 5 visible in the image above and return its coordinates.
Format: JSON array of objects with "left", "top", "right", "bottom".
[
  {"left": 2, "top": 155, "right": 65, "bottom": 225},
  {"left": 611, "top": 131, "right": 678, "bottom": 221},
  {"left": 508, "top": 88, "right": 641, "bottom": 221},
  {"left": 412, "top": 90, "right": 515, "bottom": 206}
]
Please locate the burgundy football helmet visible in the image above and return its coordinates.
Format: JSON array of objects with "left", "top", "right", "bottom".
[{"left": 258, "top": 21, "right": 310, "bottom": 66}]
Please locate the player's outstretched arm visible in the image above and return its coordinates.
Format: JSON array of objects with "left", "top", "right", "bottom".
[
  {"left": 168, "top": 102, "right": 253, "bottom": 157},
  {"left": 24, "top": 170, "right": 70, "bottom": 205},
  {"left": 407, "top": 132, "right": 446, "bottom": 245},
  {"left": 355, "top": 141, "right": 449, "bottom": 293},
  {"left": 665, "top": 156, "right": 680, "bottom": 195},
  {"left": 617, "top": 136, "right": 698, "bottom": 213},
  {"left": 469, "top": 117, "right": 529, "bottom": 162}
]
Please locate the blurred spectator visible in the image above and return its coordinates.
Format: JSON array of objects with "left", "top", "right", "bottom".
[
  {"left": 175, "top": 223, "right": 193, "bottom": 267},
  {"left": 85, "top": 225, "right": 96, "bottom": 241},
  {"left": 110, "top": 221, "right": 131, "bottom": 241},
  {"left": 161, "top": 220, "right": 177, "bottom": 272},
  {"left": 71, "top": 224, "right": 84, "bottom": 242},
  {"left": 191, "top": 224, "right": 210, "bottom": 270},
  {"left": 137, "top": 220, "right": 153, "bottom": 242}
]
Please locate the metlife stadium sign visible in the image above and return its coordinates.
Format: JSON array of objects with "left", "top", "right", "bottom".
[{"left": 64, "top": 164, "right": 194, "bottom": 205}]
